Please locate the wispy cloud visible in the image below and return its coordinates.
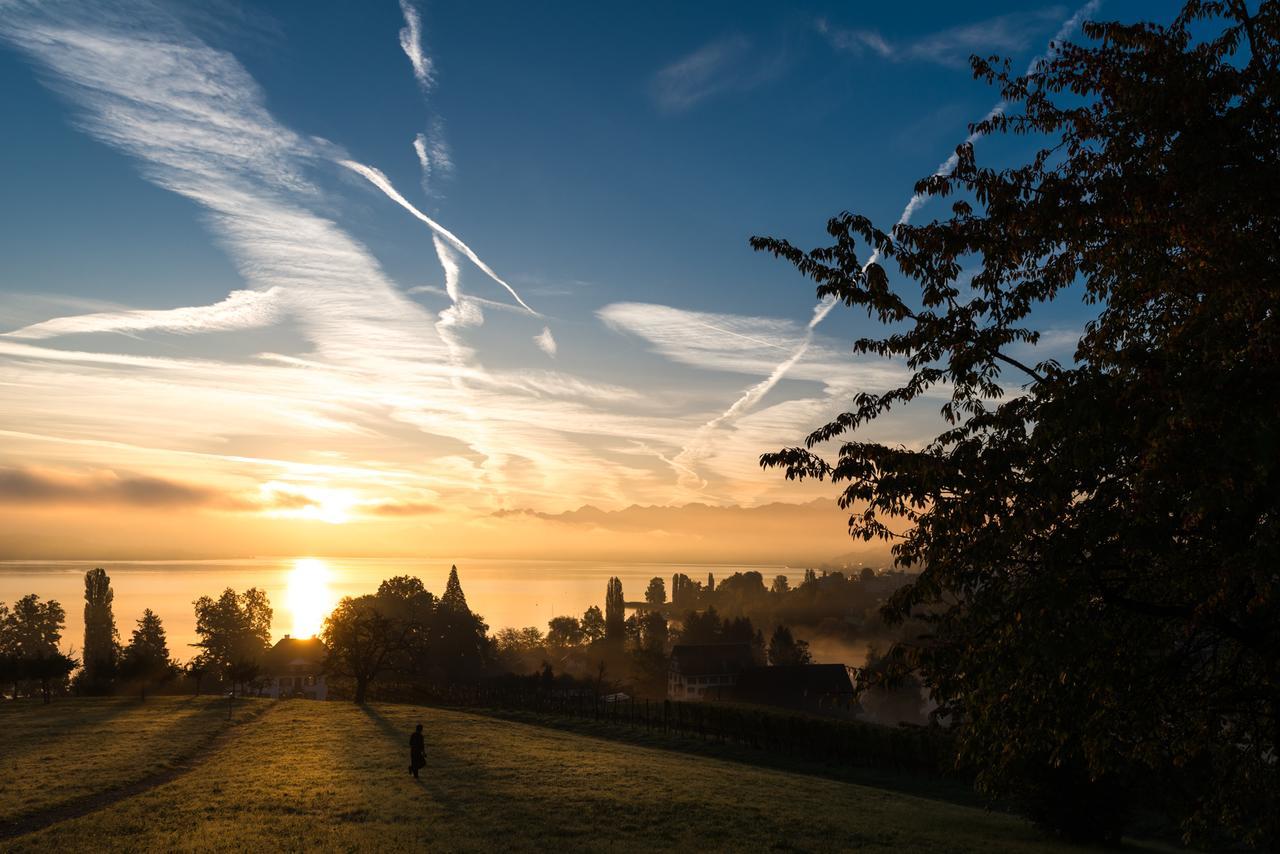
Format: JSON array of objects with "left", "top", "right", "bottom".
[
  {"left": 411, "top": 118, "right": 452, "bottom": 196},
  {"left": 818, "top": 6, "right": 1067, "bottom": 68},
  {"left": 650, "top": 35, "right": 782, "bottom": 112},
  {"left": 397, "top": 0, "right": 434, "bottom": 91},
  {"left": 4, "top": 287, "right": 282, "bottom": 339},
  {"left": 0, "top": 466, "right": 234, "bottom": 508},
  {"left": 533, "top": 327, "right": 557, "bottom": 358},
  {"left": 340, "top": 159, "right": 537, "bottom": 314}
]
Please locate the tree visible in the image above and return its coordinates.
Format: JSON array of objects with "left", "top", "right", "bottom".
[
  {"left": 678, "top": 607, "right": 722, "bottom": 645},
  {"left": 604, "top": 577, "right": 625, "bottom": 642},
  {"left": 770, "top": 575, "right": 790, "bottom": 595},
  {"left": 671, "top": 573, "right": 700, "bottom": 610},
  {"left": 580, "top": 605, "right": 606, "bottom": 643},
  {"left": 321, "top": 595, "right": 402, "bottom": 704},
  {"left": 440, "top": 565, "right": 469, "bottom": 612},
  {"left": 644, "top": 577, "right": 666, "bottom": 607},
  {"left": 546, "top": 616, "right": 584, "bottom": 648},
  {"left": 80, "top": 568, "right": 118, "bottom": 694},
  {"left": 191, "top": 588, "right": 272, "bottom": 695},
  {"left": 429, "top": 569, "right": 488, "bottom": 683},
  {"left": 634, "top": 610, "right": 668, "bottom": 653},
  {"left": 26, "top": 651, "right": 78, "bottom": 704},
  {"left": 186, "top": 655, "right": 210, "bottom": 697},
  {"left": 119, "top": 609, "right": 175, "bottom": 700},
  {"left": 374, "top": 576, "right": 436, "bottom": 685},
  {"left": 753, "top": 3, "right": 1279, "bottom": 846},
  {"left": 767, "top": 625, "right": 812, "bottom": 666}
]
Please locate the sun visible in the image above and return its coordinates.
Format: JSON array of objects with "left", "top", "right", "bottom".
[{"left": 286, "top": 558, "right": 335, "bottom": 638}]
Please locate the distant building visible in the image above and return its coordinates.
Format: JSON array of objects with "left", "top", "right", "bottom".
[
  {"left": 260, "top": 635, "right": 327, "bottom": 700},
  {"left": 733, "top": 664, "right": 857, "bottom": 711},
  {"left": 668, "top": 643, "right": 754, "bottom": 700}
]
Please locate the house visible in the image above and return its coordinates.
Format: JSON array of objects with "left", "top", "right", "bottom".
[
  {"left": 667, "top": 643, "right": 755, "bottom": 700},
  {"left": 732, "top": 663, "right": 857, "bottom": 711},
  {"left": 260, "top": 635, "right": 327, "bottom": 700}
]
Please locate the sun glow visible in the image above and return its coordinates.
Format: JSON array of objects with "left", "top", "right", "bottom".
[{"left": 287, "top": 558, "right": 335, "bottom": 638}]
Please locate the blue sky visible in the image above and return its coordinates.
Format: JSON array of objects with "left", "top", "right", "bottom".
[{"left": 0, "top": 0, "right": 1174, "bottom": 558}]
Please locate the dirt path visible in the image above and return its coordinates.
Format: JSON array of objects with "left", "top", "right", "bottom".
[{"left": 0, "top": 701, "right": 275, "bottom": 842}]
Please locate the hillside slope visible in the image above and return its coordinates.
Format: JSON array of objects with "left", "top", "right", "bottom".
[{"left": 2, "top": 698, "right": 1151, "bottom": 852}]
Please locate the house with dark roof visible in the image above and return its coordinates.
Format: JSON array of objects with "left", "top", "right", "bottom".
[
  {"left": 732, "top": 664, "right": 857, "bottom": 711},
  {"left": 260, "top": 635, "right": 327, "bottom": 700},
  {"left": 667, "top": 643, "right": 755, "bottom": 700}
]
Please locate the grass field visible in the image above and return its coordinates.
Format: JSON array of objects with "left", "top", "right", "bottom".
[{"left": 0, "top": 697, "right": 1173, "bottom": 852}]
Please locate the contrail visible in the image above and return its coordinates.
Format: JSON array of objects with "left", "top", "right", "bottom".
[
  {"left": 675, "top": 0, "right": 1100, "bottom": 479},
  {"left": 340, "top": 159, "right": 538, "bottom": 315}
]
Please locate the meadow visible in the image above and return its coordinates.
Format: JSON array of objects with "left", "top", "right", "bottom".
[{"left": 0, "top": 697, "right": 1180, "bottom": 852}]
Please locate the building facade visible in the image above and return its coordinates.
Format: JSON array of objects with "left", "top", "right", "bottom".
[{"left": 259, "top": 635, "right": 327, "bottom": 700}]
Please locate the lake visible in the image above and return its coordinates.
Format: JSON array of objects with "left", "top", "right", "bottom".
[{"left": 0, "top": 557, "right": 798, "bottom": 656}]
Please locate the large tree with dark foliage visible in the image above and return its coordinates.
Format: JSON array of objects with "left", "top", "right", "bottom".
[
  {"left": 119, "top": 609, "right": 176, "bottom": 700},
  {"left": 191, "top": 587, "right": 272, "bottom": 696},
  {"left": 753, "top": 2, "right": 1279, "bottom": 847},
  {"left": 80, "top": 567, "right": 119, "bottom": 694}
]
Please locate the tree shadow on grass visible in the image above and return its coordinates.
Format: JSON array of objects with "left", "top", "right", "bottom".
[{"left": 357, "top": 703, "right": 466, "bottom": 820}]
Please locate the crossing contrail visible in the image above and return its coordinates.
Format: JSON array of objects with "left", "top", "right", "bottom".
[
  {"left": 340, "top": 159, "right": 538, "bottom": 315},
  {"left": 674, "top": 0, "right": 1101, "bottom": 480}
]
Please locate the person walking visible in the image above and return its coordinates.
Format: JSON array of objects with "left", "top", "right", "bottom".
[{"left": 409, "top": 723, "right": 426, "bottom": 779}]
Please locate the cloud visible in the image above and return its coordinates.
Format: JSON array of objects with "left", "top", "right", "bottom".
[
  {"left": 819, "top": 7, "right": 1068, "bottom": 68},
  {"left": 0, "top": 467, "right": 232, "bottom": 508},
  {"left": 366, "top": 501, "right": 440, "bottom": 516},
  {"left": 397, "top": 0, "right": 434, "bottom": 90},
  {"left": 533, "top": 326, "right": 557, "bottom": 357},
  {"left": 0, "top": 0, "right": 903, "bottom": 526},
  {"left": 4, "top": 287, "right": 282, "bottom": 339},
  {"left": 340, "top": 159, "right": 537, "bottom": 314},
  {"left": 650, "top": 35, "right": 781, "bottom": 112}
]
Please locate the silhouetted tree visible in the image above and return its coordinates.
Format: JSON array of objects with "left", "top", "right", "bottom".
[
  {"left": 322, "top": 595, "right": 402, "bottom": 704},
  {"left": 644, "top": 577, "right": 665, "bottom": 607},
  {"left": 546, "top": 616, "right": 583, "bottom": 647},
  {"left": 79, "top": 568, "right": 118, "bottom": 695},
  {"left": 604, "top": 577, "right": 625, "bottom": 642},
  {"left": 119, "top": 609, "right": 176, "bottom": 700},
  {"left": 186, "top": 654, "right": 210, "bottom": 697},
  {"left": 678, "top": 607, "right": 723, "bottom": 645},
  {"left": 191, "top": 587, "right": 272, "bottom": 694},
  {"left": 431, "top": 569, "right": 487, "bottom": 683},
  {"left": 580, "top": 605, "right": 606, "bottom": 643},
  {"left": 440, "top": 565, "right": 469, "bottom": 611},
  {"left": 27, "top": 651, "right": 77, "bottom": 704},
  {"left": 770, "top": 575, "right": 790, "bottom": 595},
  {"left": 374, "top": 576, "right": 436, "bottom": 685},
  {"left": 767, "top": 625, "right": 811, "bottom": 666},
  {"left": 754, "top": 3, "right": 1280, "bottom": 845},
  {"left": 671, "top": 573, "right": 699, "bottom": 610}
]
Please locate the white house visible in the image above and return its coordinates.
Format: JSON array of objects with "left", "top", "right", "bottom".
[{"left": 260, "top": 635, "right": 327, "bottom": 700}]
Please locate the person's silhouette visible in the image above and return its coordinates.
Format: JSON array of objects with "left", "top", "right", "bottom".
[{"left": 409, "top": 723, "right": 425, "bottom": 779}]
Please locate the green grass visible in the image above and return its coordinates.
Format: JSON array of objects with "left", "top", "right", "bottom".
[
  {"left": 0, "top": 695, "right": 263, "bottom": 824},
  {"left": 2, "top": 698, "right": 1175, "bottom": 852}
]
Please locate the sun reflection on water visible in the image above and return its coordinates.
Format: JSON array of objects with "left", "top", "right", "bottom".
[{"left": 287, "top": 558, "right": 335, "bottom": 638}]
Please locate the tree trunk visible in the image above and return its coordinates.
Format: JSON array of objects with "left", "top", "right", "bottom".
[{"left": 355, "top": 676, "right": 368, "bottom": 704}]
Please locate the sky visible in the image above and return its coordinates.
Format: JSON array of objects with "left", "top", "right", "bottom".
[{"left": 0, "top": 0, "right": 1172, "bottom": 563}]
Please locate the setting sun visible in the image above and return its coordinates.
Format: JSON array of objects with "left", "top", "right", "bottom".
[{"left": 286, "top": 558, "right": 334, "bottom": 638}]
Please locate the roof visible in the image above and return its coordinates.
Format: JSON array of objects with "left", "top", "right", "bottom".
[
  {"left": 264, "top": 636, "right": 326, "bottom": 669},
  {"left": 669, "top": 643, "right": 754, "bottom": 675},
  {"left": 733, "top": 664, "right": 856, "bottom": 698}
]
